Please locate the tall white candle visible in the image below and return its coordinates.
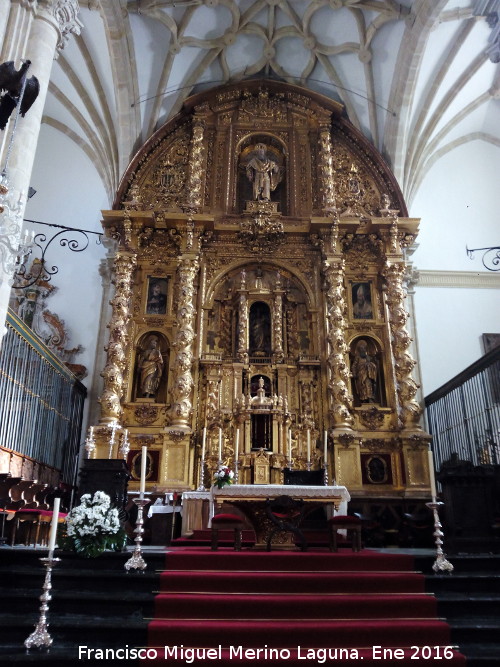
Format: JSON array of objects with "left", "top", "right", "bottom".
[
  {"left": 201, "top": 427, "right": 207, "bottom": 461},
  {"left": 234, "top": 426, "right": 239, "bottom": 464},
  {"left": 140, "top": 446, "right": 148, "bottom": 495},
  {"left": 48, "top": 497, "right": 60, "bottom": 554},
  {"left": 307, "top": 429, "right": 311, "bottom": 463},
  {"left": 218, "top": 427, "right": 222, "bottom": 461},
  {"left": 324, "top": 430, "right": 328, "bottom": 465},
  {"left": 288, "top": 429, "right": 292, "bottom": 462},
  {"left": 428, "top": 450, "right": 437, "bottom": 499}
]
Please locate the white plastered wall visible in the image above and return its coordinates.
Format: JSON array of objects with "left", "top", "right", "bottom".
[{"left": 410, "top": 140, "right": 500, "bottom": 396}]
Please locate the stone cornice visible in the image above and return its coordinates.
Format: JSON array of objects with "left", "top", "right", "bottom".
[{"left": 416, "top": 269, "right": 500, "bottom": 288}]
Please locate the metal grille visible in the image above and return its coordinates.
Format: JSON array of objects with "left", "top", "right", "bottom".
[
  {"left": 0, "top": 309, "right": 86, "bottom": 484},
  {"left": 425, "top": 347, "right": 500, "bottom": 470}
]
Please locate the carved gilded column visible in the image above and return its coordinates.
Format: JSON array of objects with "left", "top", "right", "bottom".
[
  {"left": 318, "top": 125, "right": 336, "bottom": 215},
  {"left": 383, "top": 260, "right": 421, "bottom": 429},
  {"left": 169, "top": 257, "right": 199, "bottom": 430},
  {"left": 237, "top": 271, "right": 248, "bottom": 364},
  {"left": 272, "top": 291, "right": 284, "bottom": 362},
  {"left": 183, "top": 119, "right": 205, "bottom": 214},
  {"left": 99, "top": 251, "right": 137, "bottom": 424},
  {"left": 323, "top": 257, "right": 353, "bottom": 429}
]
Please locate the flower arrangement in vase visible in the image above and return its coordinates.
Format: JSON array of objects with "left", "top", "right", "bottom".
[
  {"left": 213, "top": 465, "right": 234, "bottom": 489},
  {"left": 61, "top": 491, "right": 126, "bottom": 558}
]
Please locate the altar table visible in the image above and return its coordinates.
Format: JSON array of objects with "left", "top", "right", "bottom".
[{"left": 213, "top": 484, "right": 350, "bottom": 549}]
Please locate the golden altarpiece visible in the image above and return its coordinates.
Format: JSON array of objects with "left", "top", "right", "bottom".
[{"left": 90, "top": 80, "right": 433, "bottom": 518}]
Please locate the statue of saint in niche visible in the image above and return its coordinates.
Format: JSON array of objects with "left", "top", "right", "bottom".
[
  {"left": 137, "top": 335, "right": 164, "bottom": 398},
  {"left": 351, "top": 339, "right": 378, "bottom": 403},
  {"left": 245, "top": 143, "right": 282, "bottom": 201},
  {"left": 249, "top": 302, "right": 271, "bottom": 356}
]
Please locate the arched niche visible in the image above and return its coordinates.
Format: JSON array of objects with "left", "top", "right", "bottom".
[
  {"left": 250, "top": 374, "right": 272, "bottom": 398},
  {"left": 133, "top": 331, "right": 169, "bottom": 403},
  {"left": 237, "top": 135, "right": 287, "bottom": 214},
  {"left": 249, "top": 301, "right": 272, "bottom": 356},
  {"left": 349, "top": 336, "right": 386, "bottom": 408},
  {"left": 203, "top": 263, "right": 315, "bottom": 360}
]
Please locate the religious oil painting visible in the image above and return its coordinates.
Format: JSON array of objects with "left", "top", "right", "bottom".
[
  {"left": 351, "top": 282, "right": 373, "bottom": 320},
  {"left": 146, "top": 277, "right": 168, "bottom": 315}
]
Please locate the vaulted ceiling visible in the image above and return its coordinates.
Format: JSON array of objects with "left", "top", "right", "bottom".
[{"left": 45, "top": 0, "right": 499, "bottom": 207}]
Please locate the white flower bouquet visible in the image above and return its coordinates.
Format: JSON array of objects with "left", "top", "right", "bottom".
[
  {"left": 213, "top": 465, "right": 234, "bottom": 489},
  {"left": 62, "top": 491, "right": 126, "bottom": 558}
]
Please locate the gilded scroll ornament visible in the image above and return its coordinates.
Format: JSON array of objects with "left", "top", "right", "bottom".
[
  {"left": 342, "top": 233, "right": 383, "bottom": 273},
  {"left": 333, "top": 149, "right": 380, "bottom": 217},
  {"left": 133, "top": 404, "right": 160, "bottom": 426},
  {"left": 359, "top": 406, "right": 386, "bottom": 430},
  {"left": 238, "top": 89, "right": 287, "bottom": 123},
  {"left": 134, "top": 131, "right": 190, "bottom": 211},
  {"left": 238, "top": 214, "right": 285, "bottom": 253}
]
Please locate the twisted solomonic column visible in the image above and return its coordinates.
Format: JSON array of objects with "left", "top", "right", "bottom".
[
  {"left": 169, "top": 258, "right": 199, "bottom": 429},
  {"left": 318, "top": 125, "right": 337, "bottom": 215},
  {"left": 237, "top": 291, "right": 248, "bottom": 364},
  {"left": 383, "top": 261, "right": 421, "bottom": 428},
  {"left": 272, "top": 292, "right": 284, "bottom": 362},
  {"left": 100, "top": 252, "right": 137, "bottom": 424},
  {"left": 183, "top": 120, "right": 205, "bottom": 214},
  {"left": 323, "top": 258, "right": 353, "bottom": 428}
]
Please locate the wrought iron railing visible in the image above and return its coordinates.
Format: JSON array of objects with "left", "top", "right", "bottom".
[
  {"left": 0, "top": 308, "right": 86, "bottom": 485},
  {"left": 425, "top": 346, "right": 500, "bottom": 470}
]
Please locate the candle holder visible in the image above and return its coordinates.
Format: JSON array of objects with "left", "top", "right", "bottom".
[
  {"left": 84, "top": 428, "right": 96, "bottom": 459},
  {"left": 119, "top": 430, "right": 130, "bottom": 460},
  {"left": 306, "top": 460, "right": 311, "bottom": 472},
  {"left": 425, "top": 499, "right": 454, "bottom": 574},
  {"left": 234, "top": 456, "right": 239, "bottom": 484},
  {"left": 323, "top": 464, "right": 329, "bottom": 486},
  {"left": 108, "top": 421, "right": 119, "bottom": 459},
  {"left": 24, "top": 555, "right": 60, "bottom": 649},
  {"left": 197, "top": 451, "right": 206, "bottom": 491},
  {"left": 124, "top": 497, "right": 150, "bottom": 572}
]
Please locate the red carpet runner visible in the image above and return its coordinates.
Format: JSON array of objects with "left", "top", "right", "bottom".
[{"left": 145, "top": 548, "right": 466, "bottom": 666}]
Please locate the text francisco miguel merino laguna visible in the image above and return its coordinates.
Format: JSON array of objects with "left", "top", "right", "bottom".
[{"left": 78, "top": 645, "right": 457, "bottom": 662}]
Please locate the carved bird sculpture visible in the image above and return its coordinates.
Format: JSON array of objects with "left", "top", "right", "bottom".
[{"left": 0, "top": 60, "right": 40, "bottom": 130}]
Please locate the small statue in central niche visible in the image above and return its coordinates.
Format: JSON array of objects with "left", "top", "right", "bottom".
[
  {"left": 138, "top": 335, "right": 164, "bottom": 398},
  {"left": 245, "top": 143, "right": 281, "bottom": 201},
  {"left": 351, "top": 339, "right": 378, "bottom": 403}
]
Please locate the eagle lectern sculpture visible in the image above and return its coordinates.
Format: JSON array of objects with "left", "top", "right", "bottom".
[{"left": 0, "top": 60, "right": 40, "bottom": 130}]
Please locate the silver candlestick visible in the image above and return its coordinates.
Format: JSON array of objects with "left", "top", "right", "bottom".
[
  {"left": 426, "top": 499, "right": 454, "bottom": 574},
  {"left": 84, "top": 426, "right": 96, "bottom": 459},
  {"left": 124, "top": 497, "right": 150, "bottom": 572},
  {"left": 197, "top": 451, "right": 206, "bottom": 491},
  {"left": 108, "top": 421, "right": 119, "bottom": 459},
  {"left": 24, "top": 555, "right": 60, "bottom": 649}
]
